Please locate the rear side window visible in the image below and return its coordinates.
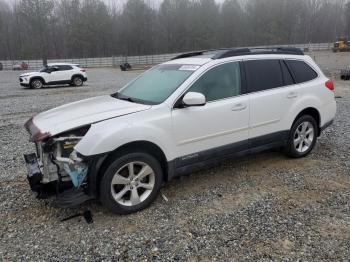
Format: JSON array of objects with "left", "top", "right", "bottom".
[
  {"left": 57, "top": 65, "right": 73, "bottom": 71},
  {"left": 244, "top": 60, "right": 283, "bottom": 92},
  {"left": 285, "top": 60, "right": 318, "bottom": 83}
]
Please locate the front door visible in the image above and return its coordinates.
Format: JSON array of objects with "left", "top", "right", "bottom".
[{"left": 171, "top": 61, "right": 250, "bottom": 167}]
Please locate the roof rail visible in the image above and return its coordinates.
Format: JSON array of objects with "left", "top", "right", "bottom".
[
  {"left": 171, "top": 51, "right": 206, "bottom": 60},
  {"left": 171, "top": 47, "right": 304, "bottom": 61},
  {"left": 213, "top": 47, "right": 304, "bottom": 59}
]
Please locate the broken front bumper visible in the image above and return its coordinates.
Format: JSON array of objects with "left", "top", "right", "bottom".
[
  {"left": 23, "top": 153, "right": 43, "bottom": 192},
  {"left": 23, "top": 119, "right": 97, "bottom": 207},
  {"left": 23, "top": 152, "right": 93, "bottom": 206}
]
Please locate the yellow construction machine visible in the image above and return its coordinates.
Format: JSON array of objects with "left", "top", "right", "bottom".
[{"left": 333, "top": 37, "right": 350, "bottom": 52}]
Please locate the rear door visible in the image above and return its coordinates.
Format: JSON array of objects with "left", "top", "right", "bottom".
[
  {"left": 244, "top": 59, "right": 298, "bottom": 147},
  {"left": 51, "top": 65, "right": 73, "bottom": 82}
]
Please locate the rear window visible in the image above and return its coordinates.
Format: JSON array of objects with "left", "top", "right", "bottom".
[
  {"left": 286, "top": 60, "right": 318, "bottom": 84},
  {"left": 244, "top": 60, "right": 283, "bottom": 93}
]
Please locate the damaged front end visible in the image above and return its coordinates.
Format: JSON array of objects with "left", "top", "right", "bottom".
[{"left": 24, "top": 118, "right": 94, "bottom": 207}]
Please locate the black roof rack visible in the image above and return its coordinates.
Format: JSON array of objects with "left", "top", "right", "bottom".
[
  {"left": 171, "top": 51, "right": 206, "bottom": 60},
  {"left": 172, "top": 47, "right": 304, "bottom": 60},
  {"left": 213, "top": 47, "right": 304, "bottom": 59}
]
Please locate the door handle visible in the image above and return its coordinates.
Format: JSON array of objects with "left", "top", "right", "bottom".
[
  {"left": 231, "top": 103, "right": 247, "bottom": 111},
  {"left": 287, "top": 92, "right": 298, "bottom": 99}
]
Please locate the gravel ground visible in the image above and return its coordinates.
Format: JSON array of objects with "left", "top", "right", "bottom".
[{"left": 1, "top": 52, "right": 350, "bottom": 260}]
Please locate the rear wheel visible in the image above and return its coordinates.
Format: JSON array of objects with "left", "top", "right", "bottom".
[
  {"left": 100, "top": 152, "right": 163, "bottom": 214},
  {"left": 30, "top": 79, "right": 43, "bottom": 89},
  {"left": 285, "top": 115, "right": 318, "bottom": 158},
  {"left": 72, "top": 76, "right": 83, "bottom": 86}
]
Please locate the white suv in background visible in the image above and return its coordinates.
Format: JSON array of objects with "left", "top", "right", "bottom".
[
  {"left": 19, "top": 63, "right": 87, "bottom": 89},
  {"left": 23, "top": 47, "right": 336, "bottom": 214}
]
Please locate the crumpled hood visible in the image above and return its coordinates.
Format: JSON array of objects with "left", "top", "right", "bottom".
[{"left": 31, "top": 95, "right": 151, "bottom": 136}]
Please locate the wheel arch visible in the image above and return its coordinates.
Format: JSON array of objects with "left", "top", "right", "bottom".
[
  {"left": 71, "top": 74, "right": 84, "bottom": 81},
  {"left": 291, "top": 107, "right": 321, "bottom": 135},
  {"left": 93, "top": 140, "right": 169, "bottom": 197},
  {"left": 29, "top": 76, "right": 46, "bottom": 85}
]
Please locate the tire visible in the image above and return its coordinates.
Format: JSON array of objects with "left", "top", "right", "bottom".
[
  {"left": 100, "top": 152, "right": 163, "bottom": 214},
  {"left": 30, "top": 79, "right": 43, "bottom": 89},
  {"left": 72, "top": 76, "right": 83, "bottom": 86},
  {"left": 284, "top": 115, "right": 318, "bottom": 158}
]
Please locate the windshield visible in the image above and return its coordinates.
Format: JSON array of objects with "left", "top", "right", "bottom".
[
  {"left": 115, "top": 64, "right": 198, "bottom": 104},
  {"left": 40, "top": 66, "right": 49, "bottom": 72}
]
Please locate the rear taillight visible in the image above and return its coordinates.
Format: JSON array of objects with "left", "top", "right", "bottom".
[
  {"left": 325, "top": 80, "right": 334, "bottom": 91},
  {"left": 80, "top": 69, "right": 86, "bottom": 72}
]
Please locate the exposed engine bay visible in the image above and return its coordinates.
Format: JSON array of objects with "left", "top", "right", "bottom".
[
  {"left": 24, "top": 122, "right": 93, "bottom": 206},
  {"left": 37, "top": 136, "right": 88, "bottom": 187}
]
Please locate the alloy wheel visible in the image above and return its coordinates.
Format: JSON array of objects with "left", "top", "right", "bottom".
[
  {"left": 33, "top": 80, "right": 43, "bottom": 88},
  {"left": 293, "top": 121, "right": 315, "bottom": 153},
  {"left": 74, "top": 77, "right": 83, "bottom": 86},
  {"left": 110, "top": 161, "right": 155, "bottom": 207}
]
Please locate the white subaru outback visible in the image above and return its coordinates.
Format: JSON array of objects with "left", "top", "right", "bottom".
[
  {"left": 19, "top": 63, "right": 87, "bottom": 89},
  {"left": 23, "top": 48, "right": 336, "bottom": 214}
]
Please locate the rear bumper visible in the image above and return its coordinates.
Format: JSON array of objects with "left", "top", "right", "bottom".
[{"left": 320, "top": 101, "right": 336, "bottom": 129}]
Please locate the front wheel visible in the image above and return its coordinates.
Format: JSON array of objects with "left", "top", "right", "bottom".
[
  {"left": 30, "top": 79, "right": 43, "bottom": 89},
  {"left": 100, "top": 152, "right": 163, "bottom": 214},
  {"left": 285, "top": 115, "right": 318, "bottom": 158}
]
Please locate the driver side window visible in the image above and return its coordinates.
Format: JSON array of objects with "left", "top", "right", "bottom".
[{"left": 187, "top": 62, "right": 241, "bottom": 102}]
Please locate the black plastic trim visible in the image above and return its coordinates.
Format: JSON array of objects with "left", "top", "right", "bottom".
[
  {"left": 46, "top": 80, "right": 71, "bottom": 85},
  {"left": 168, "top": 130, "right": 289, "bottom": 180},
  {"left": 213, "top": 47, "right": 304, "bottom": 59},
  {"left": 250, "top": 131, "right": 289, "bottom": 148},
  {"left": 172, "top": 51, "right": 206, "bottom": 60},
  {"left": 175, "top": 140, "right": 249, "bottom": 169},
  {"left": 86, "top": 154, "right": 108, "bottom": 197},
  {"left": 320, "top": 119, "right": 334, "bottom": 132},
  {"left": 172, "top": 47, "right": 304, "bottom": 61}
]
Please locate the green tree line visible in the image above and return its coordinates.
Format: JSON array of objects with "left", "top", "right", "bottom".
[{"left": 0, "top": 0, "right": 349, "bottom": 60}]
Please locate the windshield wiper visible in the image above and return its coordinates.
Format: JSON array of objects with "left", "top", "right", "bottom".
[
  {"left": 119, "top": 97, "right": 135, "bottom": 103},
  {"left": 111, "top": 92, "right": 136, "bottom": 103}
]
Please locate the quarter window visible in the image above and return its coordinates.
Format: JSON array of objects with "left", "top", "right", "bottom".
[
  {"left": 244, "top": 59, "right": 283, "bottom": 93},
  {"left": 187, "top": 62, "right": 241, "bottom": 102},
  {"left": 285, "top": 60, "right": 318, "bottom": 83}
]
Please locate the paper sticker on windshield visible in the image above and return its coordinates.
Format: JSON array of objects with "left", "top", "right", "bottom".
[{"left": 179, "top": 65, "right": 200, "bottom": 71}]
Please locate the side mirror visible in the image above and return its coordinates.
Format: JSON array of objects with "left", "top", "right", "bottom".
[{"left": 182, "top": 92, "right": 206, "bottom": 107}]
